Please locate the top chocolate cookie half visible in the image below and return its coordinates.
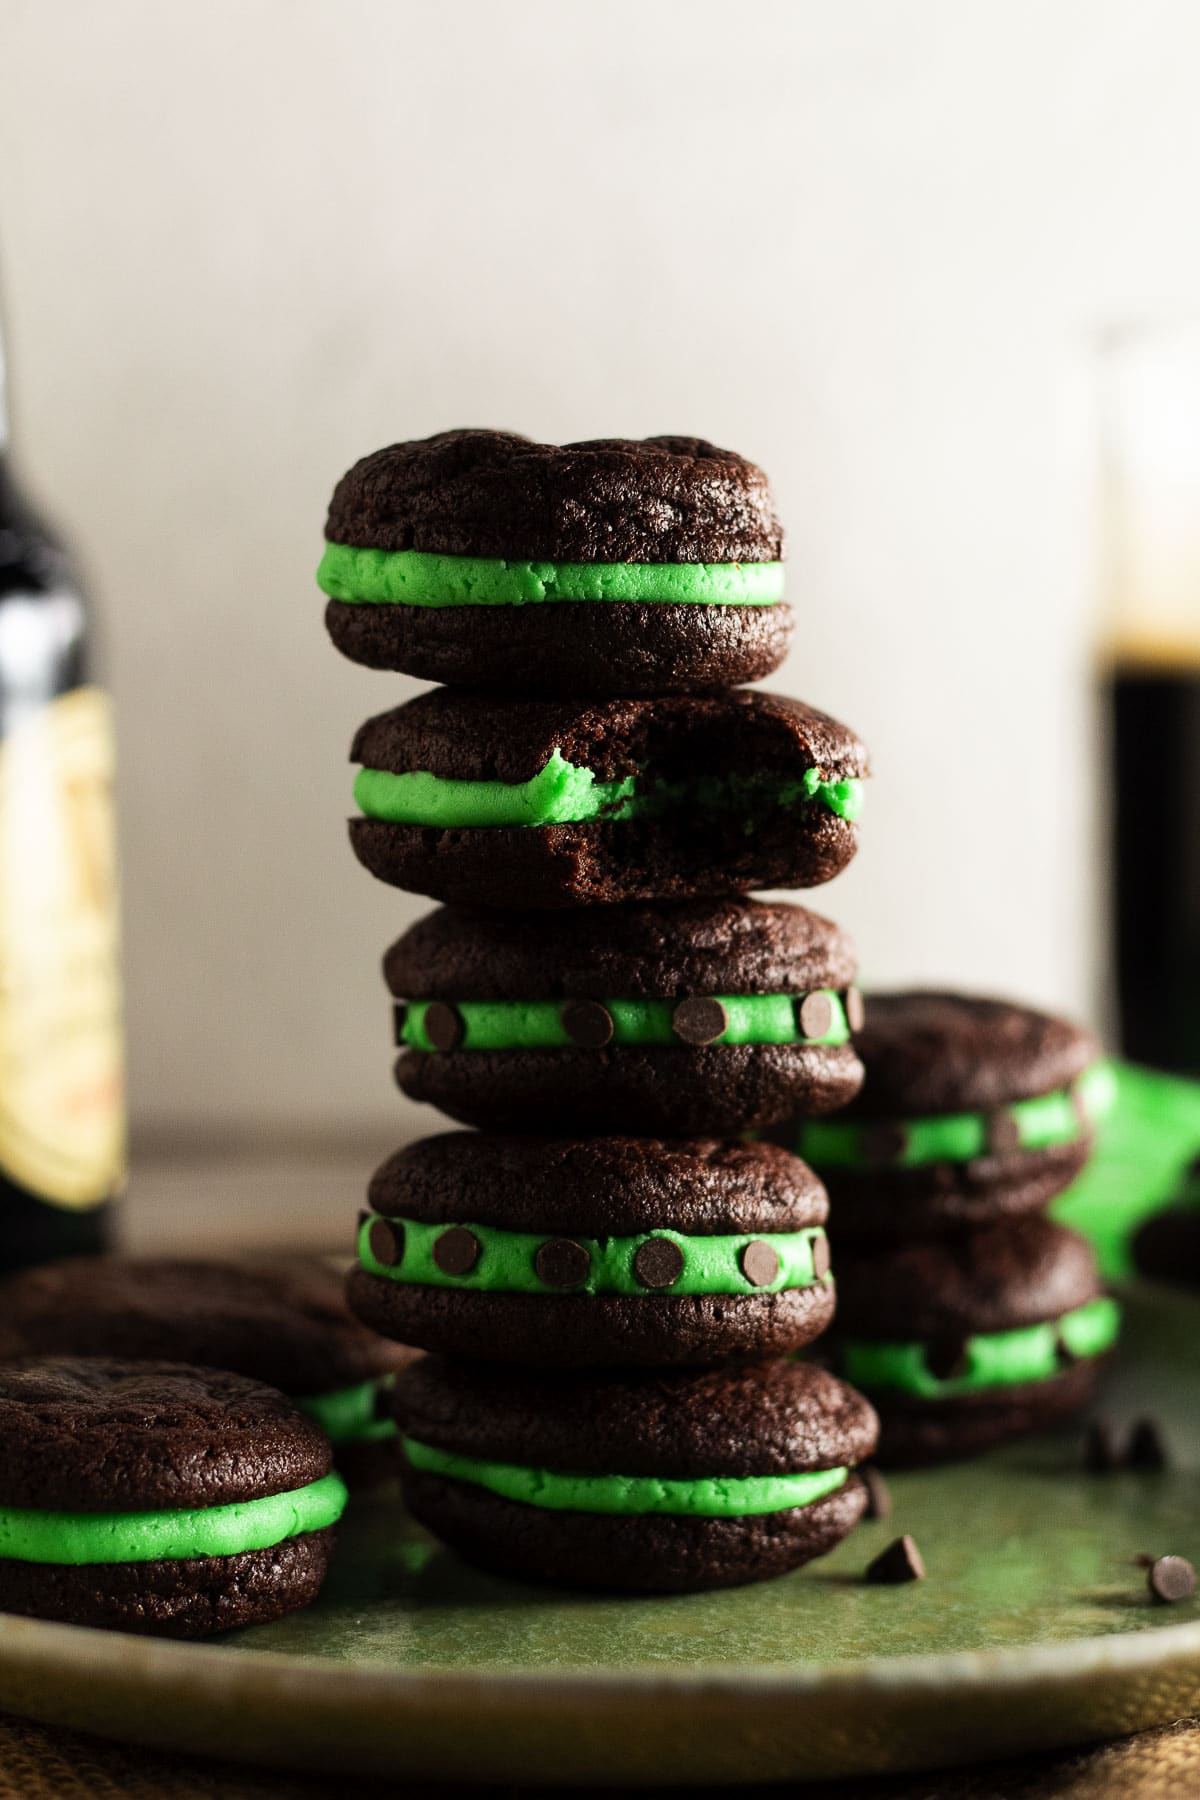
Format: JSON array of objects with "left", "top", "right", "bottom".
[
  {"left": 319, "top": 430, "right": 792, "bottom": 694},
  {"left": 0, "top": 1257, "right": 417, "bottom": 1451}
]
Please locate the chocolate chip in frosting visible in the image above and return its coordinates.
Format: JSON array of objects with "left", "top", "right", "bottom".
[
  {"left": 925, "top": 1337, "right": 969, "bottom": 1382},
  {"left": 560, "top": 1000, "right": 614, "bottom": 1048},
  {"left": 985, "top": 1109, "right": 1021, "bottom": 1155},
  {"left": 534, "top": 1238, "right": 591, "bottom": 1289},
  {"left": 367, "top": 1217, "right": 404, "bottom": 1269},
  {"left": 862, "top": 1123, "right": 908, "bottom": 1167},
  {"left": 741, "top": 1240, "right": 781, "bottom": 1288},
  {"left": 423, "top": 1002, "right": 464, "bottom": 1052},
  {"left": 633, "top": 1237, "right": 685, "bottom": 1290},
  {"left": 432, "top": 1227, "right": 481, "bottom": 1276},
  {"left": 671, "top": 997, "right": 728, "bottom": 1045},
  {"left": 844, "top": 987, "right": 866, "bottom": 1032},
  {"left": 797, "top": 992, "right": 834, "bottom": 1040}
]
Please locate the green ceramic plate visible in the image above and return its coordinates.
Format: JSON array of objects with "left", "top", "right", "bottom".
[{"left": 0, "top": 1284, "right": 1194, "bottom": 1785}]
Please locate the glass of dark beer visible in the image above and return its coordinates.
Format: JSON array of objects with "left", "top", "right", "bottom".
[{"left": 1099, "top": 322, "right": 1200, "bottom": 1076}]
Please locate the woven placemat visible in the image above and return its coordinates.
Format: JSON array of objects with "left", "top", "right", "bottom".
[{"left": 0, "top": 1710, "right": 1197, "bottom": 1799}]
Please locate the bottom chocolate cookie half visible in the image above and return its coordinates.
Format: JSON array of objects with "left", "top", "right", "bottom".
[
  {"left": 866, "top": 1361, "right": 1104, "bottom": 1468},
  {"left": 0, "top": 1528, "right": 337, "bottom": 1637},
  {"left": 403, "top": 1470, "right": 866, "bottom": 1594},
  {"left": 349, "top": 1271, "right": 835, "bottom": 1370},
  {"left": 326, "top": 597, "right": 793, "bottom": 696}
]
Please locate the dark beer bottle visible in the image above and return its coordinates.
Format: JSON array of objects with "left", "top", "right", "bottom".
[{"left": 0, "top": 307, "right": 124, "bottom": 1266}]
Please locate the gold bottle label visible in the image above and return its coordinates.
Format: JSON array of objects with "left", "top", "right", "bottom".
[{"left": 0, "top": 687, "right": 124, "bottom": 1208}]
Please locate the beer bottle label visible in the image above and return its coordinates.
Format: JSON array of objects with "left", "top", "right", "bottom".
[{"left": 0, "top": 687, "right": 124, "bottom": 1207}]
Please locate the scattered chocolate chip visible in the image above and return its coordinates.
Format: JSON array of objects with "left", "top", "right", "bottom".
[
  {"left": 985, "top": 1109, "right": 1021, "bottom": 1155},
  {"left": 1147, "top": 1555, "right": 1195, "bottom": 1604},
  {"left": 392, "top": 1001, "right": 408, "bottom": 1047},
  {"left": 534, "top": 1237, "right": 591, "bottom": 1289},
  {"left": 844, "top": 987, "right": 866, "bottom": 1033},
  {"left": 861, "top": 1466, "right": 892, "bottom": 1520},
  {"left": 866, "top": 1535, "right": 925, "bottom": 1584},
  {"left": 925, "top": 1336, "right": 969, "bottom": 1381},
  {"left": 432, "top": 1226, "right": 480, "bottom": 1276},
  {"left": 423, "top": 1002, "right": 464, "bottom": 1052},
  {"left": 741, "top": 1240, "right": 781, "bottom": 1288},
  {"left": 367, "top": 1217, "right": 404, "bottom": 1269},
  {"left": 1127, "top": 1417, "right": 1169, "bottom": 1471},
  {"left": 862, "top": 1123, "right": 908, "bottom": 1168},
  {"left": 1084, "top": 1417, "right": 1121, "bottom": 1474},
  {"left": 671, "top": 997, "right": 728, "bottom": 1046},
  {"left": 632, "top": 1236, "right": 685, "bottom": 1290},
  {"left": 796, "top": 991, "right": 834, "bottom": 1040},
  {"left": 560, "top": 1000, "right": 614, "bottom": 1049},
  {"left": 811, "top": 1232, "right": 831, "bottom": 1280}
]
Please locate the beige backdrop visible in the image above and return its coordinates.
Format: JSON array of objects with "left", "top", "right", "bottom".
[{"left": 1, "top": 0, "right": 1197, "bottom": 1146}]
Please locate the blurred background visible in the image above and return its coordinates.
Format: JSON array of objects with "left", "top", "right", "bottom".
[{"left": 0, "top": 0, "right": 1198, "bottom": 1233}]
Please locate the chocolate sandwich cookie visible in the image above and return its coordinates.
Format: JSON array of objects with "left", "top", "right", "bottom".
[
  {"left": 392, "top": 1354, "right": 877, "bottom": 1592},
  {"left": 350, "top": 687, "right": 867, "bottom": 908},
  {"left": 348, "top": 1134, "right": 835, "bottom": 1368},
  {"left": 0, "top": 1257, "right": 418, "bottom": 1476},
  {"left": 319, "top": 430, "right": 792, "bottom": 695},
  {"left": 782, "top": 992, "right": 1113, "bottom": 1242},
  {"left": 387, "top": 898, "right": 864, "bottom": 1135},
  {"left": 831, "top": 1217, "right": 1120, "bottom": 1466},
  {"left": 0, "top": 1358, "right": 346, "bottom": 1635}
]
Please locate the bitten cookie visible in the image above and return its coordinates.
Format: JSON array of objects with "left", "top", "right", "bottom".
[
  {"left": 783, "top": 992, "right": 1113, "bottom": 1242},
  {"left": 386, "top": 898, "right": 864, "bottom": 1135},
  {"left": 319, "top": 430, "right": 792, "bottom": 695},
  {"left": 348, "top": 1135, "right": 835, "bottom": 1368},
  {"left": 830, "top": 1218, "right": 1120, "bottom": 1466},
  {"left": 0, "top": 1359, "right": 346, "bottom": 1635},
  {"left": 0, "top": 1257, "right": 418, "bottom": 1479},
  {"left": 391, "top": 1354, "right": 877, "bottom": 1592},
  {"left": 349, "top": 687, "right": 867, "bottom": 908}
]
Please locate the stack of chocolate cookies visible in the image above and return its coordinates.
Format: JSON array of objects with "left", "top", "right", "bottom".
[
  {"left": 322, "top": 430, "right": 880, "bottom": 1591},
  {"left": 780, "top": 993, "right": 1120, "bottom": 1465}
]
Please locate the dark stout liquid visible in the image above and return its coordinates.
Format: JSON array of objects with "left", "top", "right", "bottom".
[{"left": 1109, "top": 663, "right": 1200, "bottom": 1075}]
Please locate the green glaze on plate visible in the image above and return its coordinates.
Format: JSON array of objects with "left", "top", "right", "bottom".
[{"left": 0, "top": 1286, "right": 1192, "bottom": 1782}]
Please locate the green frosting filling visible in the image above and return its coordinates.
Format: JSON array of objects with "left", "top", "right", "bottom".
[
  {"left": 0, "top": 1470, "right": 348, "bottom": 1566},
  {"left": 400, "top": 992, "right": 849, "bottom": 1052},
  {"left": 838, "top": 1296, "right": 1121, "bottom": 1400},
  {"left": 318, "top": 544, "right": 785, "bottom": 607},
  {"left": 794, "top": 1061, "right": 1117, "bottom": 1170},
  {"left": 297, "top": 1378, "right": 397, "bottom": 1445},
  {"left": 354, "top": 752, "right": 862, "bottom": 829},
  {"left": 359, "top": 1215, "right": 831, "bottom": 1297},
  {"left": 404, "top": 1438, "right": 848, "bottom": 1517}
]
